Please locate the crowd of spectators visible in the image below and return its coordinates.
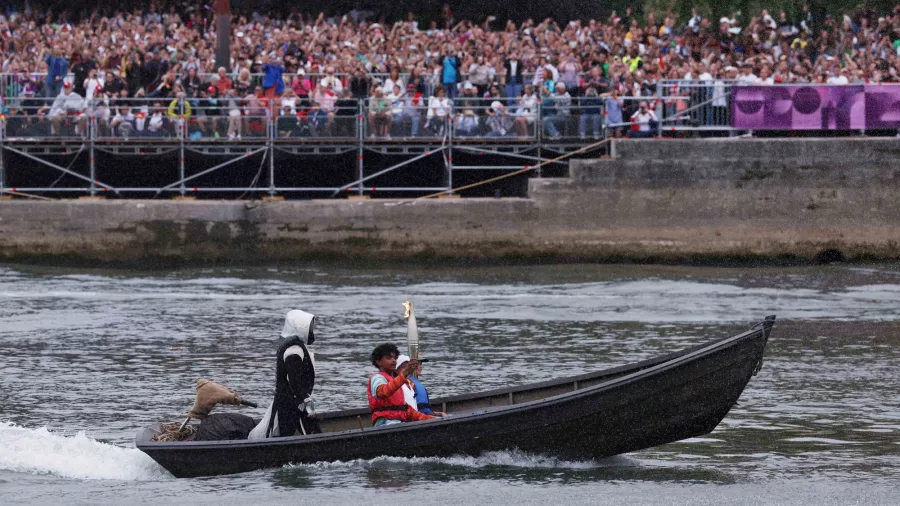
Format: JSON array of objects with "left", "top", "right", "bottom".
[{"left": 1, "top": 1, "right": 900, "bottom": 139}]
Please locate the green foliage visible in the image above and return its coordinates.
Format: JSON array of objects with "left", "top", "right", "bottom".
[{"left": 638, "top": 0, "right": 898, "bottom": 24}]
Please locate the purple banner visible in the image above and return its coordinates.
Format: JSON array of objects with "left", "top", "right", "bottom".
[{"left": 732, "top": 85, "right": 900, "bottom": 130}]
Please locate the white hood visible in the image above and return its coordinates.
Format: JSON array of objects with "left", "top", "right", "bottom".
[{"left": 281, "top": 309, "right": 316, "bottom": 344}]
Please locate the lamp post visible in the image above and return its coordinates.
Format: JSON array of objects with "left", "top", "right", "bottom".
[{"left": 214, "top": 0, "right": 231, "bottom": 72}]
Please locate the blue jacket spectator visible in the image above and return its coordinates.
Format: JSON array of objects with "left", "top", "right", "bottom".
[
  {"left": 440, "top": 53, "right": 461, "bottom": 100},
  {"left": 262, "top": 60, "right": 286, "bottom": 96},
  {"left": 44, "top": 52, "right": 68, "bottom": 97}
]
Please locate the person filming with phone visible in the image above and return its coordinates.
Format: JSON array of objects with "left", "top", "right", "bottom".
[{"left": 629, "top": 100, "right": 657, "bottom": 138}]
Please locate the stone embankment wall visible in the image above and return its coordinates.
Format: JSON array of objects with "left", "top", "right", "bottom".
[{"left": 1, "top": 138, "right": 898, "bottom": 265}]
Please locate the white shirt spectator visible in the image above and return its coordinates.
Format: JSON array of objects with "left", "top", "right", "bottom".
[
  {"left": 827, "top": 74, "right": 849, "bottom": 85},
  {"left": 383, "top": 77, "right": 405, "bottom": 94},
  {"left": 49, "top": 91, "right": 85, "bottom": 117},
  {"left": 319, "top": 75, "right": 343, "bottom": 93},
  {"left": 84, "top": 78, "right": 103, "bottom": 100},
  {"left": 280, "top": 96, "right": 298, "bottom": 115},
  {"left": 388, "top": 91, "right": 404, "bottom": 115},
  {"left": 630, "top": 109, "right": 658, "bottom": 132},
  {"left": 712, "top": 80, "right": 728, "bottom": 107},
  {"left": 736, "top": 71, "right": 760, "bottom": 85},
  {"left": 427, "top": 96, "right": 451, "bottom": 119},
  {"left": 147, "top": 112, "right": 165, "bottom": 132},
  {"left": 517, "top": 93, "right": 538, "bottom": 121}
]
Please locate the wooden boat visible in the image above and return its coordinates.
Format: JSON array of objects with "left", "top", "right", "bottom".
[{"left": 136, "top": 316, "right": 775, "bottom": 477}]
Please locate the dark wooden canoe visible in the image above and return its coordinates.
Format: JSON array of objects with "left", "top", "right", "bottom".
[{"left": 136, "top": 316, "right": 775, "bottom": 477}]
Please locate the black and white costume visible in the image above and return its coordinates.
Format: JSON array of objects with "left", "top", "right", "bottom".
[{"left": 248, "top": 310, "right": 320, "bottom": 439}]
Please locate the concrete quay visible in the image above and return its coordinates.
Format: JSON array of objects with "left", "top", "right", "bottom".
[{"left": 2, "top": 138, "right": 899, "bottom": 265}]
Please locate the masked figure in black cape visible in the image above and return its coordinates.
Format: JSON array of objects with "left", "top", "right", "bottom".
[{"left": 248, "top": 310, "right": 321, "bottom": 439}]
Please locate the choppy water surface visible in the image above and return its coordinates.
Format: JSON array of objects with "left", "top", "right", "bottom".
[{"left": 1, "top": 263, "right": 898, "bottom": 505}]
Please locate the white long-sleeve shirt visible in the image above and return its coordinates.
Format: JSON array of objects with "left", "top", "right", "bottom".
[
  {"left": 427, "top": 96, "right": 450, "bottom": 119},
  {"left": 49, "top": 91, "right": 84, "bottom": 116}
]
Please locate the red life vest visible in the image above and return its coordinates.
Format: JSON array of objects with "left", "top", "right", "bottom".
[{"left": 367, "top": 371, "right": 409, "bottom": 425}]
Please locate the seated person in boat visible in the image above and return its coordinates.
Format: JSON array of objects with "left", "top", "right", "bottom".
[
  {"left": 396, "top": 354, "right": 444, "bottom": 417},
  {"left": 248, "top": 310, "right": 322, "bottom": 439},
  {"left": 368, "top": 344, "right": 435, "bottom": 426}
]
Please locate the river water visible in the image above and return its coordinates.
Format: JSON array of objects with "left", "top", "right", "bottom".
[{"left": 0, "top": 263, "right": 898, "bottom": 505}]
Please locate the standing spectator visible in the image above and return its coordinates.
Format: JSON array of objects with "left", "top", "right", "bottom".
[
  {"left": 83, "top": 69, "right": 103, "bottom": 101},
  {"left": 736, "top": 63, "right": 760, "bottom": 85},
  {"left": 712, "top": 66, "right": 734, "bottom": 125},
  {"left": 583, "top": 66, "right": 608, "bottom": 94},
  {"left": 72, "top": 50, "right": 96, "bottom": 98},
  {"left": 44, "top": 48, "right": 68, "bottom": 100},
  {"left": 310, "top": 82, "right": 337, "bottom": 136},
  {"left": 335, "top": 89, "right": 359, "bottom": 138},
  {"left": 320, "top": 66, "right": 343, "bottom": 94},
  {"left": 559, "top": 55, "right": 580, "bottom": 94},
  {"left": 397, "top": 83, "right": 423, "bottom": 136},
  {"left": 383, "top": 69, "right": 405, "bottom": 96},
  {"left": 455, "top": 83, "right": 481, "bottom": 136},
  {"left": 426, "top": 85, "right": 451, "bottom": 136},
  {"left": 513, "top": 84, "right": 538, "bottom": 137},
  {"left": 542, "top": 83, "right": 572, "bottom": 138},
  {"left": 262, "top": 56, "right": 286, "bottom": 98},
  {"left": 85, "top": 87, "right": 111, "bottom": 135},
  {"left": 225, "top": 88, "right": 242, "bottom": 140},
  {"left": 578, "top": 86, "right": 603, "bottom": 139},
  {"left": 123, "top": 50, "right": 144, "bottom": 96},
  {"left": 440, "top": 46, "right": 461, "bottom": 100},
  {"left": 349, "top": 67, "right": 371, "bottom": 99},
  {"left": 604, "top": 87, "right": 624, "bottom": 137},
  {"left": 629, "top": 100, "right": 657, "bottom": 138},
  {"left": 103, "top": 47, "right": 123, "bottom": 74},
  {"left": 104, "top": 71, "right": 125, "bottom": 96},
  {"left": 368, "top": 87, "right": 392, "bottom": 138},
  {"left": 468, "top": 55, "right": 492, "bottom": 97},
  {"left": 142, "top": 50, "right": 169, "bottom": 91},
  {"left": 292, "top": 68, "right": 313, "bottom": 103},
  {"left": 232, "top": 69, "right": 252, "bottom": 96},
  {"left": 149, "top": 72, "right": 177, "bottom": 98},
  {"left": 182, "top": 68, "right": 202, "bottom": 98},
  {"left": 388, "top": 84, "right": 405, "bottom": 133},
  {"left": 503, "top": 51, "right": 524, "bottom": 102},
  {"left": 214, "top": 67, "right": 233, "bottom": 94}
]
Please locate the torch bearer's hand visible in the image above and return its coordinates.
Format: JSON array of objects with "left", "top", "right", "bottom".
[{"left": 400, "top": 359, "right": 420, "bottom": 377}]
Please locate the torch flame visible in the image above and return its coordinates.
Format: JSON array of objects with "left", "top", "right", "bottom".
[{"left": 402, "top": 301, "right": 412, "bottom": 319}]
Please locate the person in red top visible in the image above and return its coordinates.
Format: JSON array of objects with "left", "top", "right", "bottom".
[
  {"left": 367, "top": 343, "right": 435, "bottom": 426},
  {"left": 214, "top": 67, "right": 233, "bottom": 94}
]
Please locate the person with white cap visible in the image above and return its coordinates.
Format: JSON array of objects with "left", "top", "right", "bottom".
[
  {"left": 394, "top": 354, "right": 420, "bottom": 411},
  {"left": 46, "top": 80, "right": 85, "bottom": 135},
  {"left": 248, "top": 309, "right": 321, "bottom": 439},
  {"left": 396, "top": 354, "right": 445, "bottom": 416}
]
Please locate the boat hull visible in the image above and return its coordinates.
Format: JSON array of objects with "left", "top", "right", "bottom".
[{"left": 137, "top": 317, "right": 774, "bottom": 477}]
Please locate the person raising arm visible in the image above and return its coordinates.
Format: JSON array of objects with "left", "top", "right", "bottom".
[{"left": 367, "top": 343, "right": 435, "bottom": 426}]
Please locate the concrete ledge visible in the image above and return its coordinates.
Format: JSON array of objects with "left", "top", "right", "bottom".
[{"left": 3, "top": 138, "right": 900, "bottom": 265}]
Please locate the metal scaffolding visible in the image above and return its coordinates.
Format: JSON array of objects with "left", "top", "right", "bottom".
[{"left": 0, "top": 98, "right": 615, "bottom": 198}]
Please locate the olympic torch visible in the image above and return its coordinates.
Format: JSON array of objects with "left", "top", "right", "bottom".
[{"left": 403, "top": 301, "right": 418, "bottom": 378}]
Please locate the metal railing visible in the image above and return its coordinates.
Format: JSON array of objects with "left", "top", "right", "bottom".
[{"left": 0, "top": 96, "right": 619, "bottom": 198}]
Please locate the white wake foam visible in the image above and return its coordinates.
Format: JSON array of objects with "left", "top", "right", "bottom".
[
  {"left": 291, "top": 449, "right": 600, "bottom": 471},
  {"left": 0, "top": 422, "right": 169, "bottom": 481}
]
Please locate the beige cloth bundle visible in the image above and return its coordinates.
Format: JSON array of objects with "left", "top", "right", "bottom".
[{"left": 186, "top": 379, "right": 243, "bottom": 419}]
